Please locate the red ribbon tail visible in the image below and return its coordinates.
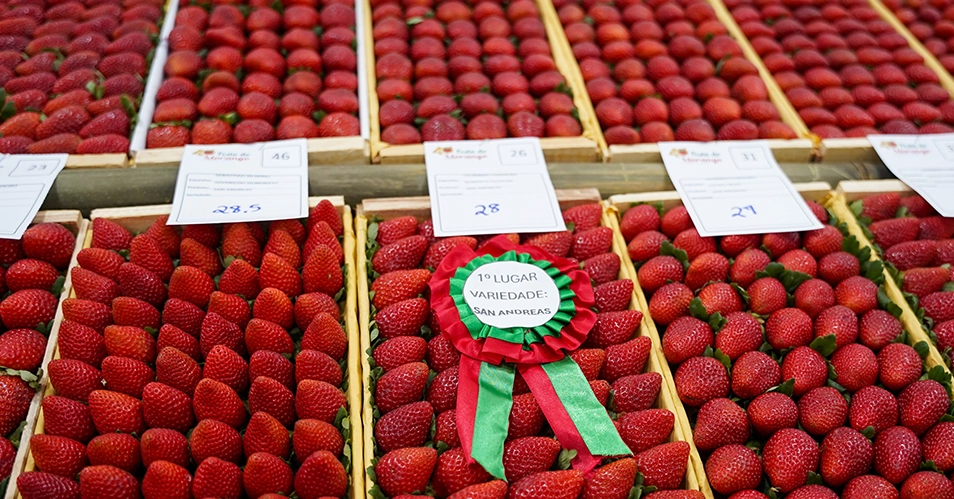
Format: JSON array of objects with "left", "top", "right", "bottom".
[
  {"left": 518, "top": 364, "right": 600, "bottom": 475},
  {"left": 457, "top": 355, "right": 482, "bottom": 465}
]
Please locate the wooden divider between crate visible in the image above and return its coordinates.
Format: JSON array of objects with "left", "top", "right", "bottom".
[
  {"left": 131, "top": 137, "right": 370, "bottom": 168},
  {"left": 64, "top": 154, "right": 129, "bottom": 169},
  {"left": 602, "top": 204, "right": 712, "bottom": 498},
  {"left": 365, "top": 0, "right": 602, "bottom": 164},
  {"left": 4, "top": 211, "right": 87, "bottom": 499},
  {"left": 834, "top": 180, "right": 952, "bottom": 375},
  {"left": 11, "top": 199, "right": 365, "bottom": 499},
  {"left": 356, "top": 188, "right": 706, "bottom": 496}
]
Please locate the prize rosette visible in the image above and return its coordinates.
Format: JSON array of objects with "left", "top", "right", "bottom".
[{"left": 429, "top": 235, "right": 631, "bottom": 480}]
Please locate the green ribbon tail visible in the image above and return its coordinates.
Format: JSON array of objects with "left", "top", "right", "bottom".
[
  {"left": 542, "top": 357, "right": 631, "bottom": 457},
  {"left": 472, "top": 362, "right": 516, "bottom": 479}
]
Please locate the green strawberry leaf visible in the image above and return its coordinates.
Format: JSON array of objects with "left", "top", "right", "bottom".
[
  {"left": 49, "top": 275, "right": 66, "bottom": 297},
  {"left": 731, "top": 283, "right": 750, "bottom": 306},
  {"left": 756, "top": 262, "right": 786, "bottom": 280},
  {"left": 689, "top": 297, "right": 709, "bottom": 321},
  {"left": 877, "top": 286, "right": 903, "bottom": 319},
  {"left": 842, "top": 234, "right": 862, "bottom": 257},
  {"left": 713, "top": 347, "right": 731, "bottom": 372},
  {"left": 861, "top": 426, "right": 875, "bottom": 440},
  {"left": 556, "top": 448, "right": 577, "bottom": 470},
  {"left": 780, "top": 269, "right": 812, "bottom": 294},
  {"left": 925, "top": 365, "right": 953, "bottom": 397},
  {"left": 368, "top": 484, "right": 386, "bottom": 499},
  {"left": 406, "top": 16, "right": 424, "bottom": 24},
  {"left": 861, "top": 260, "right": 884, "bottom": 284},
  {"left": 8, "top": 420, "right": 26, "bottom": 448},
  {"left": 896, "top": 205, "right": 910, "bottom": 218},
  {"left": 943, "top": 282, "right": 954, "bottom": 293},
  {"left": 849, "top": 199, "right": 864, "bottom": 218},
  {"left": 806, "top": 471, "right": 823, "bottom": 485},
  {"left": 435, "top": 440, "right": 450, "bottom": 455},
  {"left": 0, "top": 101, "right": 15, "bottom": 122},
  {"left": 660, "top": 241, "right": 689, "bottom": 269},
  {"left": 920, "top": 460, "right": 941, "bottom": 473},
  {"left": 915, "top": 341, "right": 930, "bottom": 359},
  {"left": 768, "top": 378, "right": 795, "bottom": 396},
  {"left": 708, "top": 312, "right": 727, "bottom": 332},
  {"left": 809, "top": 334, "right": 837, "bottom": 357}
]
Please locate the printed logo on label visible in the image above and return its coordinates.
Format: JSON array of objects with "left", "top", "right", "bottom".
[{"left": 462, "top": 261, "right": 560, "bottom": 329}]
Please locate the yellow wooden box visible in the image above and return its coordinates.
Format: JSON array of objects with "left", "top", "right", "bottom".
[
  {"left": 10, "top": 198, "right": 365, "bottom": 499},
  {"left": 355, "top": 188, "right": 706, "bottom": 498}
]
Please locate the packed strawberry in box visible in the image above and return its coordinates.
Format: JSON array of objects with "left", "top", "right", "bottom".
[
  {"left": 371, "top": 0, "right": 588, "bottom": 143},
  {"left": 851, "top": 191, "right": 954, "bottom": 368},
  {"left": 362, "top": 202, "right": 704, "bottom": 499},
  {"left": 146, "top": 0, "right": 361, "bottom": 147},
  {"left": 0, "top": 222, "right": 78, "bottom": 494},
  {"left": 616, "top": 193, "right": 954, "bottom": 497},
  {"left": 882, "top": 0, "right": 954, "bottom": 76},
  {"left": 554, "top": 0, "right": 798, "bottom": 144},
  {"left": 15, "top": 200, "right": 358, "bottom": 499},
  {"left": 0, "top": 0, "right": 165, "bottom": 154},
  {"left": 728, "top": 0, "right": 954, "bottom": 138}
]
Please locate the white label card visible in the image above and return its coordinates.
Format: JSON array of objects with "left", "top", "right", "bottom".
[
  {"left": 868, "top": 134, "right": 954, "bottom": 216},
  {"left": 659, "top": 140, "right": 823, "bottom": 237},
  {"left": 0, "top": 154, "right": 67, "bottom": 240},
  {"left": 424, "top": 138, "right": 566, "bottom": 237},
  {"left": 462, "top": 261, "right": 560, "bottom": 328},
  {"left": 168, "top": 139, "right": 309, "bottom": 225}
]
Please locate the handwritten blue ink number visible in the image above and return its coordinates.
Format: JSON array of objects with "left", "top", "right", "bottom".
[
  {"left": 475, "top": 204, "right": 500, "bottom": 216},
  {"left": 213, "top": 204, "right": 262, "bottom": 214},
  {"left": 732, "top": 205, "right": 757, "bottom": 218}
]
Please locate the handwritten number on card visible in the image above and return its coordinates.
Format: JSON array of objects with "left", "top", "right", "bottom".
[
  {"left": 27, "top": 164, "right": 48, "bottom": 171},
  {"left": 213, "top": 204, "right": 262, "bottom": 214},
  {"left": 475, "top": 204, "right": 500, "bottom": 216},
  {"left": 731, "top": 205, "right": 757, "bottom": 218}
]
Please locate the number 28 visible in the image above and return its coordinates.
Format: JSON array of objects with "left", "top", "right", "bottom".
[{"left": 475, "top": 204, "right": 500, "bottom": 216}]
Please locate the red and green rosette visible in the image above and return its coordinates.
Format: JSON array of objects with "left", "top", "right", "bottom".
[{"left": 429, "top": 236, "right": 631, "bottom": 480}]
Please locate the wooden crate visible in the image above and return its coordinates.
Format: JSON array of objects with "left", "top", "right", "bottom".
[
  {"left": 11, "top": 198, "right": 365, "bottom": 499},
  {"left": 364, "top": 0, "right": 602, "bottom": 164},
  {"left": 356, "top": 188, "right": 707, "bottom": 498},
  {"left": 603, "top": 0, "right": 817, "bottom": 164},
  {"left": 834, "top": 179, "right": 950, "bottom": 374},
  {"left": 131, "top": 137, "right": 370, "bottom": 168},
  {"left": 4, "top": 211, "right": 87, "bottom": 499}
]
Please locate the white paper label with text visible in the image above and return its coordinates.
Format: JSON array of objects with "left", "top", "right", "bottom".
[
  {"left": 659, "top": 140, "right": 823, "bottom": 237},
  {"left": 462, "top": 261, "right": 559, "bottom": 329},
  {"left": 168, "top": 139, "right": 309, "bottom": 225},
  {"left": 424, "top": 138, "right": 566, "bottom": 237},
  {"left": 869, "top": 134, "right": 954, "bottom": 216},
  {"left": 0, "top": 154, "right": 67, "bottom": 239}
]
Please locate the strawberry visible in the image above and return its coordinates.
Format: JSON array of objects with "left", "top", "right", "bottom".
[
  {"left": 35, "top": 106, "right": 89, "bottom": 141},
  {"left": 684, "top": 252, "right": 729, "bottom": 291},
  {"left": 0, "top": 288, "right": 57, "bottom": 329},
  {"left": 376, "top": 297, "right": 428, "bottom": 339},
  {"left": 861, "top": 193, "right": 901, "bottom": 222},
  {"left": 0, "top": 327, "right": 45, "bottom": 371},
  {"left": 525, "top": 231, "right": 573, "bottom": 257},
  {"left": 804, "top": 226, "right": 844, "bottom": 258},
  {"left": 763, "top": 428, "right": 819, "bottom": 492},
  {"left": 674, "top": 356, "right": 729, "bottom": 407},
  {"left": 697, "top": 282, "right": 744, "bottom": 315},
  {"left": 162, "top": 299, "right": 205, "bottom": 338},
  {"left": 128, "top": 234, "right": 174, "bottom": 283},
  {"left": 429, "top": 335, "right": 462, "bottom": 373},
  {"left": 582, "top": 253, "right": 621, "bottom": 286},
  {"left": 799, "top": 386, "right": 849, "bottom": 436},
  {"left": 869, "top": 217, "right": 920, "bottom": 248},
  {"left": 302, "top": 313, "right": 348, "bottom": 360},
  {"left": 91, "top": 218, "right": 132, "bottom": 251},
  {"left": 222, "top": 224, "right": 262, "bottom": 267},
  {"left": 373, "top": 235, "right": 428, "bottom": 274},
  {"left": 923, "top": 422, "right": 954, "bottom": 472},
  {"left": 376, "top": 216, "right": 419, "bottom": 246},
  {"left": 259, "top": 253, "right": 302, "bottom": 297},
  {"left": 87, "top": 433, "right": 141, "bottom": 472},
  {"left": 303, "top": 246, "right": 342, "bottom": 296},
  {"left": 635, "top": 442, "right": 689, "bottom": 490},
  {"left": 142, "top": 381, "right": 195, "bottom": 433},
  {"left": 43, "top": 395, "right": 96, "bottom": 443},
  {"left": 579, "top": 458, "right": 637, "bottom": 499},
  {"left": 820, "top": 426, "right": 874, "bottom": 488},
  {"left": 426, "top": 366, "right": 459, "bottom": 413},
  {"left": 140, "top": 428, "right": 190, "bottom": 468},
  {"left": 243, "top": 452, "right": 294, "bottom": 498},
  {"left": 16, "top": 471, "right": 81, "bottom": 499},
  {"left": 48, "top": 359, "right": 103, "bottom": 402},
  {"left": 729, "top": 248, "right": 771, "bottom": 287},
  {"left": 447, "top": 481, "right": 507, "bottom": 499},
  {"left": 190, "top": 419, "right": 243, "bottom": 465},
  {"left": 921, "top": 291, "right": 954, "bottom": 322},
  {"left": 30, "top": 434, "right": 88, "bottom": 478},
  {"left": 587, "top": 309, "right": 641, "bottom": 348},
  {"left": 104, "top": 324, "right": 157, "bottom": 363},
  {"left": 919, "top": 217, "right": 954, "bottom": 240},
  {"left": 594, "top": 279, "right": 633, "bottom": 312},
  {"left": 885, "top": 240, "right": 937, "bottom": 270},
  {"left": 859, "top": 309, "right": 903, "bottom": 351},
  {"left": 693, "top": 396, "right": 751, "bottom": 452},
  {"left": 564, "top": 204, "right": 603, "bottom": 234},
  {"left": 648, "top": 283, "right": 693, "bottom": 325},
  {"left": 79, "top": 465, "right": 138, "bottom": 499},
  {"left": 508, "top": 392, "right": 545, "bottom": 439},
  {"left": 304, "top": 222, "right": 344, "bottom": 265},
  {"left": 61, "top": 299, "right": 111, "bottom": 333},
  {"left": 748, "top": 278, "right": 788, "bottom": 315},
  {"left": 372, "top": 269, "right": 432, "bottom": 309},
  {"left": 815, "top": 305, "right": 860, "bottom": 348},
  {"left": 263, "top": 230, "right": 301, "bottom": 269},
  {"left": 118, "top": 262, "right": 167, "bottom": 307},
  {"left": 878, "top": 343, "right": 922, "bottom": 392},
  {"left": 248, "top": 376, "right": 296, "bottom": 427},
  {"left": 433, "top": 447, "right": 492, "bottom": 497},
  {"left": 375, "top": 447, "right": 438, "bottom": 497},
  {"left": 374, "top": 400, "right": 433, "bottom": 453},
  {"left": 898, "top": 379, "right": 948, "bottom": 435},
  {"left": 309, "top": 199, "right": 344, "bottom": 237},
  {"left": 849, "top": 385, "right": 899, "bottom": 437},
  {"left": 245, "top": 318, "right": 294, "bottom": 356},
  {"left": 829, "top": 343, "right": 878, "bottom": 392},
  {"left": 76, "top": 248, "right": 124, "bottom": 283},
  {"left": 874, "top": 426, "right": 922, "bottom": 484},
  {"left": 193, "top": 378, "right": 248, "bottom": 428},
  {"left": 101, "top": 356, "right": 153, "bottom": 398},
  {"left": 748, "top": 391, "right": 799, "bottom": 438},
  {"left": 88, "top": 389, "right": 146, "bottom": 435},
  {"left": 296, "top": 379, "right": 346, "bottom": 423},
  {"left": 111, "top": 297, "right": 160, "bottom": 330},
  {"left": 731, "top": 351, "right": 781, "bottom": 400},
  {"left": 71, "top": 267, "right": 120, "bottom": 304},
  {"left": 252, "top": 287, "right": 294, "bottom": 330},
  {"left": 673, "top": 229, "right": 717, "bottom": 261},
  {"left": 423, "top": 237, "right": 478, "bottom": 270},
  {"left": 900, "top": 471, "right": 954, "bottom": 498},
  {"left": 192, "top": 457, "right": 243, "bottom": 499},
  {"left": 601, "top": 335, "right": 651, "bottom": 381},
  {"left": 715, "top": 311, "right": 763, "bottom": 360},
  {"left": 206, "top": 292, "right": 250, "bottom": 330},
  {"left": 142, "top": 461, "right": 192, "bottom": 499},
  {"left": 612, "top": 372, "right": 662, "bottom": 413},
  {"left": 244, "top": 411, "right": 291, "bottom": 459},
  {"left": 570, "top": 227, "right": 613, "bottom": 261},
  {"left": 766, "top": 308, "right": 814, "bottom": 350},
  {"left": 372, "top": 336, "right": 427, "bottom": 373},
  {"left": 705, "top": 444, "right": 762, "bottom": 495},
  {"left": 168, "top": 266, "right": 215, "bottom": 308},
  {"left": 155, "top": 347, "right": 201, "bottom": 395},
  {"left": 200, "top": 312, "right": 247, "bottom": 358},
  {"left": 295, "top": 450, "right": 349, "bottom": 499}
]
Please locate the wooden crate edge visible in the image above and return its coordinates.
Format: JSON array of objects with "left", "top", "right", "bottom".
[{"left": 356, "top": 215, "right": 376, "bottom": 499}]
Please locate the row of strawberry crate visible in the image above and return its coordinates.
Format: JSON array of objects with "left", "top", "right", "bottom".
[{"left": 5, "top": 178, "right": 952, "bottom": 499}]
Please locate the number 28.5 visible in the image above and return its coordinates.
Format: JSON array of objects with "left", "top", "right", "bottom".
[{"left": 212, "top": 204, "right": 261, "bottom": 214}]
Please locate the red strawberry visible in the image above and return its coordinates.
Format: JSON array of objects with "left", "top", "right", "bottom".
[
  {"left": 161, "top": 299, "right": 205, "bottom": 338},
  {"left": 296, "top": 379, "right": 346, "bottom": 423},
  {"left": 570, "top": 227, "right": 613, "bottom": 261},
  {"left": 508, "top": 392, "right": 545, "bottom": 439},
  {"left": 30, "top": 434, "right": 88, "bottom": 478},
  {"left": 423, "top": 237, "right": 478, "bottom": 269},
  {"left": 376, "top": 216, "right": 419, "bottom": 246},
  {"left": 193, "top": 378, "right": 248, "bottom": 428},
  {"left": 898, "top": 380, "right": 948, "bottom": 435},
  {"left": 885, "top": 240, "right": 937, "bottom": 270},
  {"left": 375, "top": 447, "right": 438, "bottom": 497},
  {"left": 525, "top": 231, "right": 573, "bottom": 257},
  {"left": 43, "top": 395, "right": 96, "bottom": 443},
  {"left": 878, "top": 343, "right": 922, "bottom": 392},
  {"left": 673, "top": 356, "right": 728, "bottom": 407},
  {"left": 373, "top": 235, "right": 428, "bottom": 273},
  {"left": 829, "top": 343, "right": 878, "bottom": 392},
  {"left": 61, "top": 298, "right": 111, "bottom": 332},
  {"left": 860, "top": 193, "right": 901, "bottom": 222},
  {"left": 112, "top": 296, "right": 160, "bottom": 330},
  {"left": 849, "top": 385, "right": 899, "bottom": 436},
  {"left": 601, "top": 335, "right": 651, "bottom": 381},
  {"left": 4, "top": 259, "right": 58, "bottom": 292},
  {"left": 661, "top": 316, "right": 714, "bottom": 365},
  {"left": 433, "top": 447, "right": 492, "bottom": 497},
  {"left": 374, "top": 401, "right": 433, "bottom": 453},
  {"left": 142, "top": 461, "right": 192, "bottom": 499},
  {"left": 87, "top": 433, "right": 141, "bottom": 473},
  {"left": 189, "top": 419, "right": 243, "bottom": 465},
  {"left": 200, "top": 312, "right": 246, "bottom": 358},
  {"left": 142, "top": 381, "right": 195, "bottom": 433},
  {"left": 372, "top": 269, "right": 432, "bottom": 309},
  {"left": 259, "top": 253, "right": 302, "bottom": 297},
  {"left": 594, "top": 279, "right": 633, "bottom": 312},
  {"left": 308, "top": 199, "right": 343, "bottom": 236},
  {"left": 244, "top": 452, "right": 293, "bottom": 498},
  {"left": 218, "top": 259, "right": 261, "bottom": 299},
  {"left": 79, "top": 465, "right": 138, "bottom": 499},
  {"left": 244, "top": 411, "right": 291, "bottom": 459},
  {"left": 705, "top": 444, "right": 762, "bottom": 495},
  {"left": 118, "top": 262, "right": 167, "bottom": 307},
  {"left": 612, "top": 372, "right": 663, "bottom": 412},
  {"left": 715, "top": 311, "right": 763, "bottom": 360},
  {"left": 582, "top": 253, "right": 621, "bottom": 285},
  {"left": 819, "top": 427, "right": 874, "bottom": 488},
  {"left": 207, "top": 292, "right": 250, "bottom": 330},
  {"left": 874, "top": 426, "right": 922, "bottom": 484},
  {"left": 248, "top": 376, "right": 296, "bottom": 427},
  {"left": 0, "top": 289, "right": 57, "bottom": 329},
  {"left": 101, "top": 355, "right": 153, "bottom": 398},
  {"left": 16, "top": 471, "right": 81, "bottom": 499},
  {"left": 648, "top": 283, "right": 693, "bottom": 325},
  {"left": 564, "top": 204, "right": 603, "bottom": 233},
  {"left": 799, "top": 386, "right": 849, "bottom": 436},
  {"left": 295, "top": 450, "right": 349, "bottom": 499},
  {"left": 635, "top": 442, "right": 689, "bottom": 490},
  {"left": 303, "top": 246, "right": 342, "bottom": 296},
  {"left": 693, "top": 397, "right": 750, "bottom": 451},
  {"left": 922, "top": 291, "right": 954, "bottom": 322},
  {"left": 763, "top": 428, "right": 820, "bottom": 492},
  {"left": 88, "top": 389, "right": 146, "bottom": 435},
  {"left": 104, "top": 324, "right": 156, "bottom": 363},
  {"left": 179, "top": 238, "right": 222, "bottom": 277},
  {"left": 192, "top": 457, "right": 243, "bottom": 499},
  {"left": 168, "top": 266, "right": 215, "bottom": 308},
  {"left": 869, "top": 217, "right": 920, "bottom": 248},
  {"left": 48, "top": 359, "right": 102, "bottom": 402},
  {"left": 70, "top": 267, "right": 120, "bottom": 304},
  {"left": 140, "top": 428, "right": 190, "bottom": 468},
  {"left": 91, "top": 218, "right": 132, "bottom": 251}
]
